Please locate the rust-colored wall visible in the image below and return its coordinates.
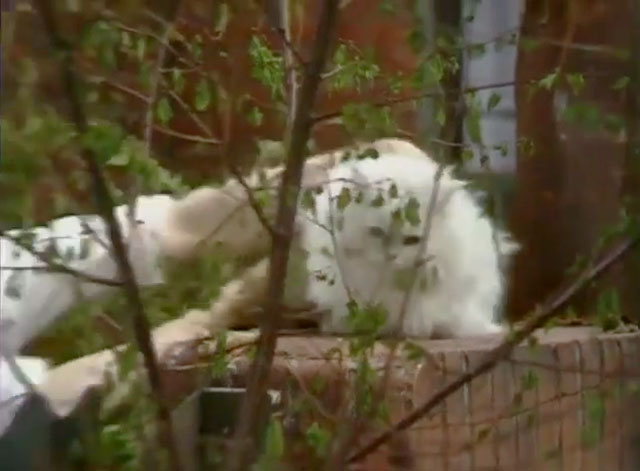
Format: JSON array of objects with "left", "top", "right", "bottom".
[{"left": 508, "top": 0, "right": 637, "bottom": 320}]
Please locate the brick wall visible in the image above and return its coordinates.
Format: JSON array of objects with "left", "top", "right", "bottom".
[{"left": 229, "top": 327, "right": 640, "bottom": 470}]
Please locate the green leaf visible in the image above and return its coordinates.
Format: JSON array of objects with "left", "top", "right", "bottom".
[
  {"left": 461, "top": 148, "right": 474, "bottom": 161},
  {"left": 566, "top": 73, "right": 585, "bottom": 95},
  {"left": 388, "top": 183, "right": 399, "bottom": 198},
  {"left": 404, "top": 197, "right": 421, "bottom": 227},
  {"left": 436, "top": 106, "right": 446, "bottom": 126},
  {"left": 402, "top": 341, "right": 425, "bottom": 362},
  {"left": 213, "top": 3, "right": 230, "bottom": 35},
  {"left": 465, "top": 98, "right": 482, "bottom": 144},
  {"left": 520, "top": 37, "right": 540, "bottom": 52},
  {"left": 337, "top": 187, "right": 352, "bottom": 211},
  {"left": 520, "top": 369, "right": 539, "bottom": 391},
  {"left": 136, "top": 36, "right": 146, "bottom": 61},
  {"left": 611, "top": 76, "right": 630, "bottom": 90},
  {"left": 493, "top": 142, "right": 508, "bottom": 157},
  {"left": 248, "top": 35, "right": 284, "bottom": 100},
  {"left": 370, "top": 192, "right": 385, "bottom": 207},
  {"left": 106, "top": 150, "right": 130, "bottom": 166},
  {"left": 487, "top": 92, "right": 502, "bottom": 111},
  {"left": 247, "top": 106, "right": 264, "bottom": 126},
  {"left": 171, "top": 68, "right": 185, "bottom": 94},
  {"left": 156, "top": 97, "right": 173, "bottom": 124},
  {"left": 301, "top": 189, "right": 315, "bottom": 213},
  {"left": 391, "top": 208, "right": 404, "bottom": 226},
  {"left": 407, "top": 28, "right": 426, "bottom": 53},
  {"left": 357, "top": 147, "right": 380, "bottom": 160},
  {"left": 264, "top": 419, "right": 284, "bottom": 459},
  {"left": 378, "top": 0, "right": 397, "bottom": 14},
  {"left": 82, "top": 121, "right": 125, "bottom": 163},
  {"left": 194, "top": 79, "right": 212, "bottom": 111},
  {"left": 341, "top": 103, "right": 396, "bottom": 140},
  {"left": 305, "top": 422, "right": 331, "bottom": 458},
  {"left": 328, "top": 43, "right": 380, "bottom": 92},
  {"left": 367, "top": 226, "right": 387, "bottom": 239},
  {"left": 538, "top": 68, "right": 559, "bottom": 90}
]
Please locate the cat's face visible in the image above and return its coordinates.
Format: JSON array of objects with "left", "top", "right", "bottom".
[{"left": 332, "top": 178, "right": 433, "bottom": 270}]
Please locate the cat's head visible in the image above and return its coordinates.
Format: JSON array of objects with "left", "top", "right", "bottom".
[{"left": 327, "top": 157, "right": 463, "bottom": 271}]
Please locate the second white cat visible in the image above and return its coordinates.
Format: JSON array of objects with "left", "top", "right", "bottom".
[{"left": 298, "top": 141, "right": 519, "bottom": 339}]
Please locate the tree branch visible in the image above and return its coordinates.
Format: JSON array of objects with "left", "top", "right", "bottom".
[
  {"left": 348, "top": 231, "right": 640, "bottom": 463},
  {"left": 312, "top": 80, "right": 516, "bottom": 124},
  {"left": 1, "top": 232, "right": 124, "bottom": 287},
  {"left": 33, "top": 3, "right": 182, "bottom": 470},
  {"left": 224, "top": 1, "right": 340, "bottom": 469}
]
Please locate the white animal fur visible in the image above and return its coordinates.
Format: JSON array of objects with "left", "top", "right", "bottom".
[{"left": 298, "top": 141, "right": 519, "bottom": 338}]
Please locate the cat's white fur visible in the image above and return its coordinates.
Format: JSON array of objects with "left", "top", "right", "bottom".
[{"left": 298, "top": 142, "right": 519, "bottom": 338}]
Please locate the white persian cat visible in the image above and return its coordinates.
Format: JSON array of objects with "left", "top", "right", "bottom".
[{"left": 298, "top": 141, "right": 519, "bottom": 338}]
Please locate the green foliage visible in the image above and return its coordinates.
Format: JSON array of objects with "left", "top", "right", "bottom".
[
  {"left": 403, "top": 197, "right": 421, "bottom": 227},
  {"left": 346, "top": 301, "right": 387, "bottom": 355},
  {"left": 194, "top": 78, "right": 214, "bottom": 111},
  {"left": 581, "top": 391, "right": 606, "bottom": 448},
  {"left": 337, "top": 187, "right": 352, "bottom": 211},
  {"left": 487, "top": 92, "right": 502, "bottom": 112},
  {"left": 611, "top": 76, "right": 630, "bottom": 90},
  {"left": 305, "top": 422, "right": 331, "bottom": 458},
  {"left": 82, "top": 121, "right": 126, "bottom": 163},
  {"left": 255, "top": 418, "right": 285, "bottom": 471},
  {"left": 341, "top": 103, "right": 396, "bottom": 139},
  {"left": 37, "top": 250, "right": 228, "bottom": 364},
  {"left": 248, "top": 35, "right": 285, "bottom": 100},
  {"left": 247, "top": 105, "right": 264, "bottom": 126},
  {"left": 82, "top": 20, "right": 120, "bottom": 70},
  {"left": 464, "top": 94, "right": 483, "bottom": 144},
  {"left": 0, "top": 111, "right": 75, "bottom": 225},
  {"left": 5, "top": 1, "right": 638, "bottom": 468},
  {"left": 593, "top": 288, "right": 623, "bottom": 331},
  {"left": 566, "top": 73, "right": 585, "bottom": 95},
  {"left": 327, "top": 43, "right": 380, "bottom": 92},
  {"left": 212, "top": 2, "right": 231, "bottom": 36},
  {"left": 155, "top": 97, "right": 174, "bottom": 124},
  {"left": 106, "top": 136, "right": 188, "bottom": 194}
]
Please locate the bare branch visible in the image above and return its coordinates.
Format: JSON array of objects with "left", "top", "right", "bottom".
[
  {"left": 164, "top": 88, "right": 277, "bottom": 237},
  {"left": 33, "top": 2, "right": 182, "bottom": 470},
  {"left": 152, "top": 124, "right": 222, "bottom": 144},
  {"left": 1, "top": 232, "right": 124, "bottom": 287},
  {"left": 224, "top": 1, "right": 341, "bottom": 469},
  {"left": 312, "top": 80, "right": 516, "bottom": 124},
  {"left": 348, "top": 232, "right": 640, "bottom": 463}
]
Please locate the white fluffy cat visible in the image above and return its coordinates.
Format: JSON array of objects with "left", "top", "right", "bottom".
[{"left": 298, "top": 142, "right": 519, "bottom": 338}]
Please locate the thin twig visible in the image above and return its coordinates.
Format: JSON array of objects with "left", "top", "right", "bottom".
[
  {"left": 224, "top": 2, "right": 340, "bottom": 469},
  {"left": 226, "top": 164, "right": 279, "bottom": 238},
  {"left": 33, "top": 3, "right": 182, "bottom": 470},
  {"left": 348, "top": 232, "right": 640, "bottom": 463},
  {"left": 164, "top": 88, "right": 276, "bottom": 236},
  {"left": 134, "top": 6, "right": 180, "bottom": 222},
  {"left": 1, "top": 232, "right": 124, "bottom": 286},
  {"left": 152, "top": 124, "right": 222, "bottom": 144},
  {"left": 312, "top": 80, "right": 516, "bottom": 123}
]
